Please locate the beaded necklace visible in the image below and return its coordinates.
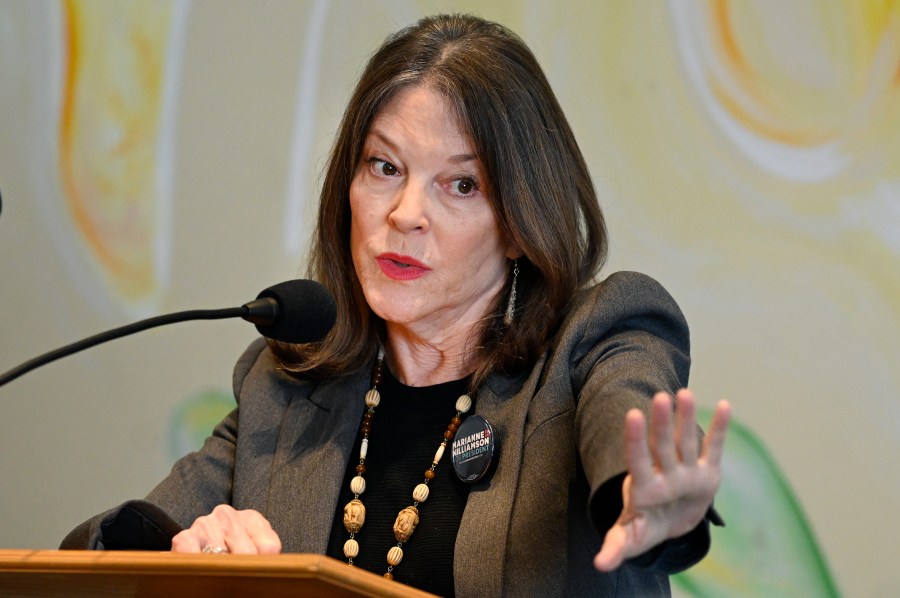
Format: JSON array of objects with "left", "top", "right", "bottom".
[{"left": 341, "top": 349, "right": 473, "bottom": 580}]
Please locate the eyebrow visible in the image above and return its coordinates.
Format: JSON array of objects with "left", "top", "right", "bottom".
[{"left": 448, "top": 153, "right": 478, "bottom": 164}]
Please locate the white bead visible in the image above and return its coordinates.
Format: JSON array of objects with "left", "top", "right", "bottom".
[
  {"left": 387, "top": 546, "right": 404, "bottom": 566},
  {"left": 343, "top": 538, "right": 359, "bottom": 558},
  {"left": 456, "top": 394, "right": 472, "bottom": 413},
  {"left": 350, "top": 475, "right": 366, "bottom": 495},
  {"left": 434, "top": 443, "right": 445, "bottom": 464},
  {"left": 360, "top": 437, "right": 368, "bottom": 460},
  {"left": 365, "top": 388, "right": 381, "bottom": 408},
  {"left": 412, "top": 483, "right": 430, "bottom": 503}
]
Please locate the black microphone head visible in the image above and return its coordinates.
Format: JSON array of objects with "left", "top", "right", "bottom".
[{"left": 254, "top": 279, "right": 336, "bottom": 343}]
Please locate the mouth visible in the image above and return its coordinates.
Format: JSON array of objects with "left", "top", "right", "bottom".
[{"left": 376, "top": 253, "right": 430, "bottom": 280}]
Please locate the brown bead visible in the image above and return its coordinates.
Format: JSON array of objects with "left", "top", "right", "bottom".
[
  {"left": 443, "top": 429, "right": 454, "bottom": 440},
  {"left": 383, "top": 572, "right": 393, "bottom": 580},
  {"left": 424, "top": 469, "right": 435, "bottom": 480},
  {"left": 362, "top": 412, "right": 374, "bottom": 423},
  {"left": 451, "top": 416, "right": 462, "bottom": 426},
  {"left": 356, "top": 463, "right": 366, "bottom": 474},
  {"left": 447, "top": 423, "right": 458, "bottom": 434},
  {"left": 360, "top": 424, "right": 371, "bottom": 435}
]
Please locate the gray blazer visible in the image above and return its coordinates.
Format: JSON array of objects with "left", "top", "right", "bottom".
[{"left": 64, "top": 271, "right": 710, "bottom": 596}]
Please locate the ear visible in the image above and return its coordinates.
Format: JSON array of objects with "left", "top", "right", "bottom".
[{"left": 505, "top": 242, "right": 524, "bottom": 260}]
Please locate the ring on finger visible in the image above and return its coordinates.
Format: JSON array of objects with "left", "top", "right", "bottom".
[{"left": 201, "top": 545, "right": 229, "bottom": 554}]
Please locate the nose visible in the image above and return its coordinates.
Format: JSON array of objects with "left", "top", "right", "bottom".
[{"left": 388, "top": 180, "right": 430, "bottom": 233}]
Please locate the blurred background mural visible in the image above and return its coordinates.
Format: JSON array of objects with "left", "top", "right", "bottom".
[{"left": 2, "top": 1, "right": 897, "bottom": 596}]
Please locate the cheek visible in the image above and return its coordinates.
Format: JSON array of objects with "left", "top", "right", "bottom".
[
  {"left": 349, "top": 188, "right": 368, "bottom": 275},
  {"left": 348, "top": 178, "right": 361, "bottom": 228},
  {"left": 464, "top": 219, "right": 506, "bottom": 261},
  {"left": 349, "top": 223, "right": 373, "bottom": 289},
  {"left": 348, "top": 177, "right": 381, "bottom": 242},
  {"left": 440, "top": 225, "right": 507, "bottom": 284}
]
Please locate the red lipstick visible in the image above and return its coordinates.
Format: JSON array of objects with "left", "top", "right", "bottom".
[{"left": 376, "top": 253, "right": 430, "bottom": 280}]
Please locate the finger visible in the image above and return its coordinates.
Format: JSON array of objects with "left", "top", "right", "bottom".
[
  {"left": 194, "top": 513, "right": 229, "bottom": 553},
  {"left": 170, "top": 529, "right": 203, "bottom": 553},
  {"left": 172, "top": 512, "right": 227, "bottom": 554},
  {"left": 674, "top": 389, "right": 698, "bottom": 464},
  {"left": 243, "top": 511, "right": 282, "bottom": 554},
  {"left": 212, "top": 505, "right": 259, "bottom": 555},
  {"left": 623, "top": 408, "right": 654, "bottom": 485},
  {"left": 701, "top": 400, "right": 732, "bottom": 466},
  {"left": 594, "top": 523, "right": 629, "bottom": 572},
  {"left": 649, "top": 393, "right": 677, "bottom": 471}
]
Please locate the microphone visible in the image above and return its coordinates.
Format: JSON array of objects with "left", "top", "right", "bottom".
[
  {"left": 0, "top": 279, "right": 336, "bottom": 388},
  {"left": 245, "top": 279, "right": 337, "bottom": 343}
]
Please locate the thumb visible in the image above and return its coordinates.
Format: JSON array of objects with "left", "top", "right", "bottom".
[{"left": 594, "top": 524, "right": 628, "bottom": 572}]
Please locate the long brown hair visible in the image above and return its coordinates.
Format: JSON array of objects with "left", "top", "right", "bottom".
[{"left": 271, "top": 14, "right": 607, "bottom": 389}]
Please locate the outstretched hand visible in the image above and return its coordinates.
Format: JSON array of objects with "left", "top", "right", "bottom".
[{"left": 594, "top": 389, "right": 730, "bottom": 572}]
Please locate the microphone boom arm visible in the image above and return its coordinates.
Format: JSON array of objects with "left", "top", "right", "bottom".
[{"left": 0, "top": 300, "right": 277, "bottom": 388}]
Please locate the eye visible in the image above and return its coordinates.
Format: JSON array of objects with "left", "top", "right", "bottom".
[
  {"left": 450, "top": 176, "right": 479, "bottom": 196},
  {"left": 366, "top": 157, "right": 399, "bottom": 176}
]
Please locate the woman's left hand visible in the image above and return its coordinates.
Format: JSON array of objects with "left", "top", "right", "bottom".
[{"left": 593, "top": 389, "right": 731, "bottom": 572}]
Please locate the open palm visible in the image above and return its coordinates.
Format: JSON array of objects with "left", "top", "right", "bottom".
[{"left": 594, "top": 389, "right": 731, "bottom": 571}]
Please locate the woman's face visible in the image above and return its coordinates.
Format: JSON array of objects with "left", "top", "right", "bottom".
[{"left": 350, "top": 85, "right": 518, "bottom": 339}]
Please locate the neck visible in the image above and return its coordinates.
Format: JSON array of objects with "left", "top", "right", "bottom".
[
  {"left": 383, "top": 323, "right": 476, "bottom": 387},
  {"left": 380, "top": 271, "right": 506, "bottom": 387}
]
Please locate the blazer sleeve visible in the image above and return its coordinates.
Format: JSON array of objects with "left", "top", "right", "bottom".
[
  {"left": 569, "top": 272, "right": 691, "bottom": 491},
  {"left": 568, "top": 271, "right": 716, "bottom": 572},
  {"left": 60, "top": 338, "right": 268, "bottom": 550}
]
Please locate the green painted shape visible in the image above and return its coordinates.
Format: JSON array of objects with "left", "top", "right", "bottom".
[
  {"left": 167, "top": 388, "right": 235, "bottom": 462},
  {"left": 673, "top": 410, "right": 840, "bottom": 597}
]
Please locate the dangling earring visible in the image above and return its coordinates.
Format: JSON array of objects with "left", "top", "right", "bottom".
[{"left": 504, "top": 259, "right": 519, "bottom": 326}]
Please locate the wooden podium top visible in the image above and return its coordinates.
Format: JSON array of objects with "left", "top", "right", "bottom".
[{"left": 0, "top": 550, "right": 440, "bottom": 597}]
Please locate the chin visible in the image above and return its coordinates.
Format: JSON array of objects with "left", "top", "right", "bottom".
[
  {"left": 363, "top": 287, "right": 425, "bottom": 324},
  {"left": 372, "top": 303, "right": 426, "bottom": 326}
]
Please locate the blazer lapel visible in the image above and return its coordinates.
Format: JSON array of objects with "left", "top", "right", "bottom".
[
  {"left": 454, "top": 357, "right": 544, "bottom": 597},
  {"left": 264, "top": 371, "right": 369, "bottom": 553}
]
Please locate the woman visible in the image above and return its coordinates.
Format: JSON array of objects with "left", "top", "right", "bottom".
[{"left": 63, "top": 14, "right": 730, "bottom": 597}]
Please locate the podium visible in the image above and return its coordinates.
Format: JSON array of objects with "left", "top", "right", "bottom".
[{"left": 0, "top": 550, "right": 438, "bottom": 597}]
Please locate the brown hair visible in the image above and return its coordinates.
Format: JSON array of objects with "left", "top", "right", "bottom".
[{"left": 271, "top": 14, "right": 607, "bottom": 389}]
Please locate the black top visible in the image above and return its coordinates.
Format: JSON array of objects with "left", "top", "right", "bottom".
[{"left": 325, "top": 366, "right": 472, "bottom": 597}]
